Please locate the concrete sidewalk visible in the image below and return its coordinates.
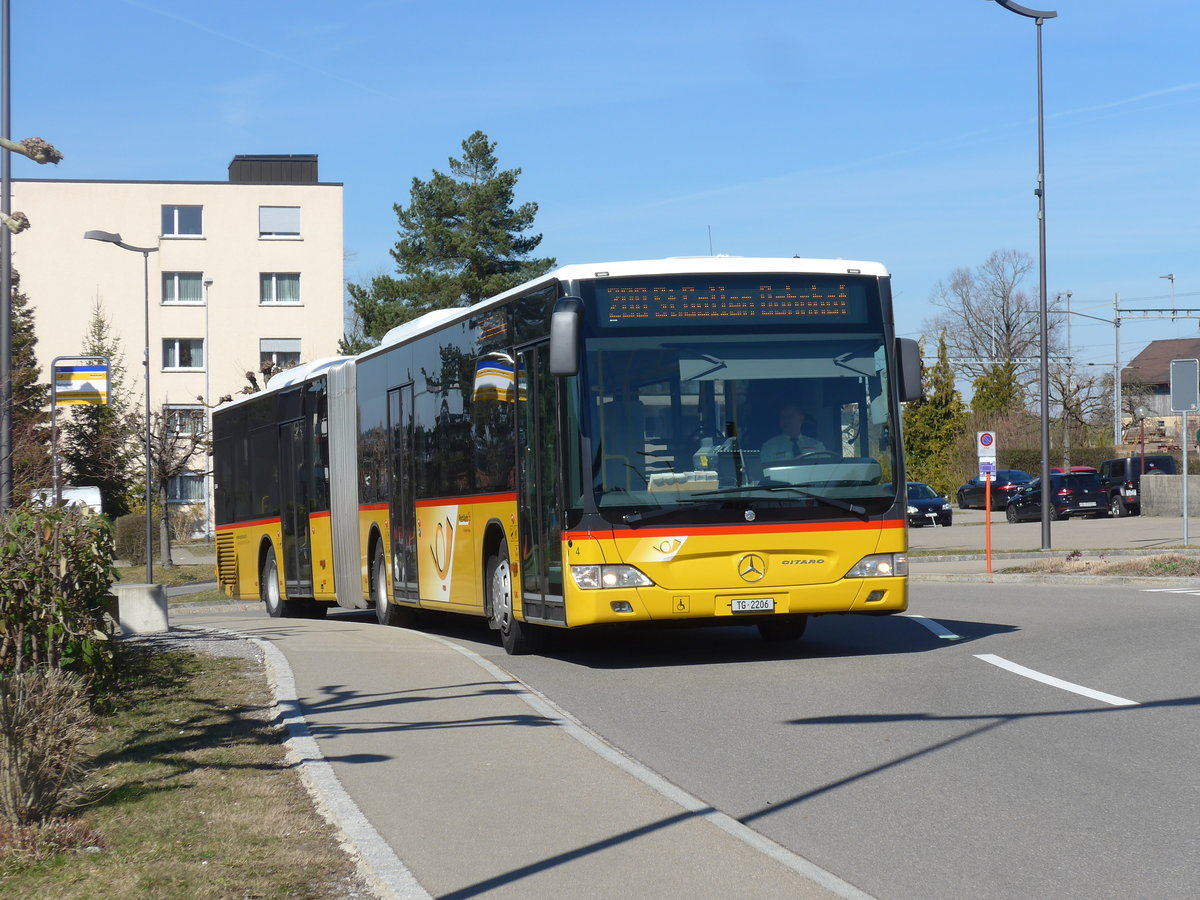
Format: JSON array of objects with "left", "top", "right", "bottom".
[{"left": 174, "top": 607, "right": 857, "bottom": 900}]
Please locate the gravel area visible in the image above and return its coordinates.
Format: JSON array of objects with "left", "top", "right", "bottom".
[{"left": 118, "top": 626, "right": 264, "bottom": 663}]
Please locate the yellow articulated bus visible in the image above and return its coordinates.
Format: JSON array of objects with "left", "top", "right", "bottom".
[{"left": 213, "top": 257, "right": 922, "bottom": 654}]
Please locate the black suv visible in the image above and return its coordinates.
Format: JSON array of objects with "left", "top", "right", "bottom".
[
  {"left": 1097, "top": 455, "right": 1177, "bottom": 517},
  {"left": 1005, "top": 472, "right": 1108, "bottom": 522}
]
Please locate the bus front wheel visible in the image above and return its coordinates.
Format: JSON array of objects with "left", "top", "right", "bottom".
[{"left": 486, "top": 546, "right": 538, "bottom": 655}]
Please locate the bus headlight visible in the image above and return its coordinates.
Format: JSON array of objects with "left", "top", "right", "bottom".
[
  {"left": 571, "top": 564, "right": 654, "bottom": 590},
  {"left": 846, "top": 553, "right": 908, "bottom": 578}
]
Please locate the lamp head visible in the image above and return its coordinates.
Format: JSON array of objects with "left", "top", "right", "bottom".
[
  {"left": 84, "top": 229, "right": 122, "bottom": 243},
  {"left": 988, "top": 0, "right": 1058, "bottom": 19}
]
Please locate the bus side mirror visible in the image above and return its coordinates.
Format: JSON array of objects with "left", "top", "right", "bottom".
[
  {"left": 549, "top": 296, "right": 583, "bottom": 376},
  {"left": 896, "top": 337, "right": 922, "bottom": 403}
]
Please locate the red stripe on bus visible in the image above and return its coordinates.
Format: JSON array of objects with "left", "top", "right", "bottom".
[
  {"left": 216, "top": 516, "right": 282, "bottom": 532},
  {"left": 415, "top": 492, "right": 519, "bottom": 508},
  {"left": 563, "top": 519, "right": 906, "bottom": 541},
  {"left": 309, "top": 510, "right": 330, "bottom": 520}
]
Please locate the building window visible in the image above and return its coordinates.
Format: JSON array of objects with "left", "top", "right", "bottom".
[
  {"left": 260, "top": 273, "right": 301, "bottom": 305},
  {"left": 162, "top": 272, "right": 204, "bottom": 305},
  {"left": 261, "top": 338, "right": 301, "bottom": 370},
  {"left": 167, "top": 473, "right": 206, "bottom": 503},
  {"left": 259, "top": 206, "right": 301, "bottom": 238},
  {"left": 163, "top": 338, "right": 204, "bottom": 370},
  {"left": 164, "top": 405, "right": 206, "bottom": 435},
  {"left": 162, "top": 205, "right": 203, "bottom": 237}
]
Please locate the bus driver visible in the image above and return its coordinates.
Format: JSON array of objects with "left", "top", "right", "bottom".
[{"left": 761, "top": 402, "right": 826, "bottom": 461}]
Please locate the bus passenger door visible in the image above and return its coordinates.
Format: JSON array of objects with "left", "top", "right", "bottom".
[
  {"left": 517, "top": 344, "right": 564, "bottom": 621},
  {"left": 387, "top": 385, "right": 418, "bottom": 601},
  {"left": 279, "top": 419, "right": 313, "bottom": 596}
]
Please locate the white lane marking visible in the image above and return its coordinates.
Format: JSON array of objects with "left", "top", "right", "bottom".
[
  {"left": 1141, "top": 588, "right": 1200, "bottom": 596},
  {"left": 902, "top": 614, "right": 961, "bottom": 640},
  {"left": 974, "top": 653, "right": 1139, "bottom": 707}
]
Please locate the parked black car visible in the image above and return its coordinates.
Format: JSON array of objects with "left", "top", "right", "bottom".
[
  {"left": 904, "top": 482, "right": 953, "bottom": 527},
  {"left": 1097, "top": 454, "right": 1177, "bottom": 517},
  {"left": 1005, "top": 472, "right": 1108, "bottom": 522},
  {"left": 956, "top": 470, "right": 1032, "bottom": 509}
]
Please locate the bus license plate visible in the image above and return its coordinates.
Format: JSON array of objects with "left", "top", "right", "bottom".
[{"left": 732, "top": 597, "right": 775, "bottom": 613}]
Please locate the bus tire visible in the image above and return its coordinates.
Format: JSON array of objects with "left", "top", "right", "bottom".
[
  {"left": 757, "top": 614, "right": 808, "bottom": 642},
  {"left": 261, "top": 546, "right": 296, "bottom": 618},
  {"left": 373, "top": 550, "right": 414, "bottom": 628},
  {"left": 486, "top": 545, "right": 538, "bottom": 655}
]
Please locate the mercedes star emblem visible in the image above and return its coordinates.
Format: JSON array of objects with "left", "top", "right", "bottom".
[{"left": 737, "top": 553, "right": 766, "bottom": 582}]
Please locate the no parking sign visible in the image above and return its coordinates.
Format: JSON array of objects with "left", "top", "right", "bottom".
[{"left": 977, "top": 431, "right": 997, "bottom": 476}]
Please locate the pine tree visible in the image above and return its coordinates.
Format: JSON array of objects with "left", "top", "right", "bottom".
[
  {"left": 9, "top": 269, "right": 51, "bottom": 500},
  {"left": 345, "top": 130, "right": 555, "bottom": 346},
  {"left": 902, "top": 333, "right": 966, "bottom": 493},
  {"left": 971, "top": 361, "right": 1024, "bottom": 418},
  {"left": 60, "top": 301, "right": 142, "bottom": 518}
]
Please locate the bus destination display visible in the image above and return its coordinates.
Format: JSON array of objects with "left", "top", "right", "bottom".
[{"left": 598, "top": 278, "right": 870, "bottom": 326}]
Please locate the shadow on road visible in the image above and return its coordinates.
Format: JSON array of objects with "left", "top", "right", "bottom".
[{"left": 318, "top": 606, "right": 1018, "bottom": 670}]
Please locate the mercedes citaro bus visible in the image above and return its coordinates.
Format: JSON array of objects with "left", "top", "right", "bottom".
[{"left": 213, "top": 257, "right": 922, "bottom": 653}]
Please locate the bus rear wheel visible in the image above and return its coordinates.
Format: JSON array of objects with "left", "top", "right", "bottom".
[
  {"left": 373, "top": 550, "right": 415, "bottom": 627},
  {"left": 757, "top": 614, "right": 808, "bottom": 642},
  {"left": 486, "top": 546, "right": 538, "bottom": 655},
  {"left": 261, "top": 547, "right": 294, "bottom": 618}
]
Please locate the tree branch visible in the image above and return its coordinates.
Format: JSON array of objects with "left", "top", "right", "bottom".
[{"left": 0, "top": 136, "right": 63, "bottom": 165}]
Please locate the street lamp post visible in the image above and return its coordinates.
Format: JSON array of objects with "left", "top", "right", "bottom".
[
  {"left": 84, "top": 229, "right": 159, "bottom": 583},
  {"left": 203, "top": 277, "right": 213, "bottom": 538},
  {"left": 1161, "top": 273, "right": 1176, "bottom": 317},
  {"left": 986, "top": 0, "right": 1057, "bottom": 550}
]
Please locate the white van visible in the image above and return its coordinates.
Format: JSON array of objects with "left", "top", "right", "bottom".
[{"left": 30, "top": 486, "right": 103, "bottom": 514}]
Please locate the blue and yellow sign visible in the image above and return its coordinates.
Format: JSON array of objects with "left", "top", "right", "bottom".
[{"left": 54, "top": 364, "right": 108, "bottom": 406}]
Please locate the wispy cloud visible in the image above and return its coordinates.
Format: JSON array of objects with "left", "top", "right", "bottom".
[
  {"left": 1048, "top": 81, "right": 1200, "bottom": 121},
  {"left": 123, "top": 0, "right": 395, "bottom": 101}
]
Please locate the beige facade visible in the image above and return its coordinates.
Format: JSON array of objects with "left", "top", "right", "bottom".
[{"left": 12, "top": 161, "right": 344, "bottom": 522}]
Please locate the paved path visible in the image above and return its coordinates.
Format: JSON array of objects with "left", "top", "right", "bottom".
[{"left": 172, "top": 605, "right": 857, "bottom": 900}]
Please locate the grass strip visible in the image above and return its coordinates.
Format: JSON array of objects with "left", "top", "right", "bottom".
[
  {"left": 0, "top": 646, "right": 369, "bottom": 899},
  {"left": 115, "top": 564, "right": 214, "bottom": 588},
  {"left": 1000, "top": 552, "right": 1200, "bottom": 577}
]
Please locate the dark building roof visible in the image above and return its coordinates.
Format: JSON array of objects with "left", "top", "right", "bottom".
[
  {"left": 228, "top": 154, "right": 318, "bottom": 184},
  {"left": 1124, "top": 338, "right": 1200, "bottom": 387}
]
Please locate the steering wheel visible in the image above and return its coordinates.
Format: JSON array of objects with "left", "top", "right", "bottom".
[{"left": 791, "top": 449, "right": 839, "bottom": 462}]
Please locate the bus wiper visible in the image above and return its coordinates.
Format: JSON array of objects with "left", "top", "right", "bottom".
[
  {"left": 690, "top": 484, "right": 868, "bottom": 518},
  {"left": 622, "top": 499, "right": 724, "bottom": 526},
  {"left": 622, "top": 484, "right": 868, "bottom": 525}
]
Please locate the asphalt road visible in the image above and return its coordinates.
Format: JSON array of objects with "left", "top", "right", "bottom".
[
  {"left": 442, "top": 582, "right": 1200, "bottom": 899},
  {"left": 180, "top": 575, "right": 1200, "bottom": 899}
]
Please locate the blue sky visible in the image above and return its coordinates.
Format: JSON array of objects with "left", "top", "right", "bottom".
[{"left": 11, "top": 0, "right": 1199, "bottom": 377}]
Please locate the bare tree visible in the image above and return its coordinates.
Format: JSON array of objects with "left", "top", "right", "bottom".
[
  {"left": 1048, "top": 364, "right": 1113, "bottom": 461},
  {"left": 148, "top": 408, "right": 209, "bottom": 569},
  {"left": 924, "top": 250, "right": 1064, "bottom": 404}
]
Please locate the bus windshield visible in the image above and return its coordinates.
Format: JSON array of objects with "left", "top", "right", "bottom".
[{"left": 580, "top": 330, "right": 899, "bottom": 525}]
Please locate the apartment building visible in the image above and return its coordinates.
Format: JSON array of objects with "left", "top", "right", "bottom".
[{"left": 14, "top": 154, "right": 344, "bottom": 523}]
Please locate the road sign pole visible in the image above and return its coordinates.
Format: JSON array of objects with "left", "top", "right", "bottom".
[
  {"left": 1169, "top": 359, "right": 1199, "bottom": 546},
  {"left": 985, "top": 473, "right": 992, "bottom": 574}
]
